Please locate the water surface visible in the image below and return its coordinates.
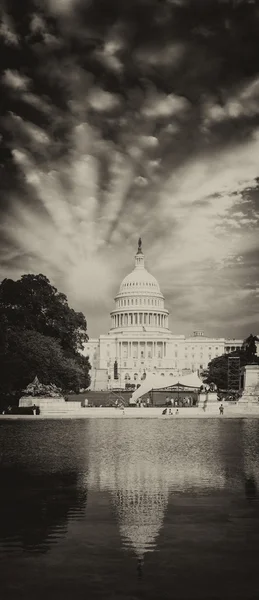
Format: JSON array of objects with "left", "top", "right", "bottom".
[{"left": 0, "top": 419, "right": 259, "bottom": 599}]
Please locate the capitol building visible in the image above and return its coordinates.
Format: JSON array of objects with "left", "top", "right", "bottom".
[{"left": 83, "top": 239, "right": 243, "bottom": 391}]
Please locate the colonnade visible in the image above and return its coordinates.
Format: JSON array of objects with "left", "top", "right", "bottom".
[
  {"left": 116, "top": 340, "right": 167, "bottom": 360},
  {"left": 111, "top": 312, "right": 169, "bottom": 329}
]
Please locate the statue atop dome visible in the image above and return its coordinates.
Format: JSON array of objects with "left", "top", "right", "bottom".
[{"left": 137, "top": 237, "right": 143, "bottom": 254}]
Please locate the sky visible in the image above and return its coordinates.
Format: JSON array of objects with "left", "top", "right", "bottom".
[{"left": 0, "top": 0, "right": 259, "bottom": 340}]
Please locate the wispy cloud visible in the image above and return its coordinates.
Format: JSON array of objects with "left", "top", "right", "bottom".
[{"left": 1, "top": 0, "right": 259, "bottom": 339}]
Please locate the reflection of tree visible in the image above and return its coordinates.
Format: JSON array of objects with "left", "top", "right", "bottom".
[
  {"left": 0, "top": 466, "right": 87, "bottom": 553},
  {"left": 245, "top": 476, "right": 257, "bottom": 500}
]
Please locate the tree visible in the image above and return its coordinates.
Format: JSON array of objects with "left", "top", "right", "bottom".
[
  {"left": 206, "top": 334, "right": 259, "bottom": 390},
  {"left": 0, "top": 274, "right": 88, "bottom": 356},
  {"left": 0, "top": 274, "right": 91, "bottom": 405}
]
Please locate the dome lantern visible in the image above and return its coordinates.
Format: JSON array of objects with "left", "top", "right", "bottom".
[{"left": 135, "top": 237, "right": 145, "bottom": 269}]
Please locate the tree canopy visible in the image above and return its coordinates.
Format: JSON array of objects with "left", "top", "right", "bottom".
[
  {"left": 0, "top": 274, "right": 88, "bottom": 355},
  {"left": 206, "top": 334, "right": 259, "bottom": 390},
  {"left": 0, "top": 274, "right": 91, "bottom": 405}
]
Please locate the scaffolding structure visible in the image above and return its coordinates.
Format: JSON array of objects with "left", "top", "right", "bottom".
[{"left": 227, "top": 356, "right": 240, "bottom": 391}]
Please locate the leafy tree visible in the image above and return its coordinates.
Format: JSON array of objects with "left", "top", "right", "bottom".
[
  {"left": 0, "top": 274, "right": 88, "bottom": 356},
  {"left": 0, "top": 275, "right": 91, "bottom": 405},
  {"left": 206, "top": 334, "right": 259, "bottom": 390}
]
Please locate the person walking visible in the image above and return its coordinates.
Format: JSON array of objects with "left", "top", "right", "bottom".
[{"left": 219, "top": 404, "right": 224, "bottom": 416}]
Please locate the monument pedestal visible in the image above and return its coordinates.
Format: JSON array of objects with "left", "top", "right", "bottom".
[
  {"left": 19, "top": 395, "right": 82, "bottom": 414},
  {"left": 239, "top": 365, "right": 259, "bottom": 411},
  {"left": 204, "top": 392, "right": 219, "bottom": 413}
]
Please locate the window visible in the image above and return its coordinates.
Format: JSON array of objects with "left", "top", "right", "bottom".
[
  {"left": 124, "top": 362, "right": 127, "bottom": 367},
  {"left": 141, "top": 351, "right": 144, "bottom": 358},
  {"left": 134, "top": 373, "right": 138, "bottom": 381}
]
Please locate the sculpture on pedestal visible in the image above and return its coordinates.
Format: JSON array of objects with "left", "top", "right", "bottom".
[{"left": 22, "top": 376, "right": 62, "bottom": 398}]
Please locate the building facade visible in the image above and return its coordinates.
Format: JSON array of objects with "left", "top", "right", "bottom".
[{"left": 83, "top": 240, "right": 243, "bottom": 391}]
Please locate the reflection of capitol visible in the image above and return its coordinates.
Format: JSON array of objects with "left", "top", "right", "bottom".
[{"left": 86, "top": 421, "right": 226, "bottom": 561}]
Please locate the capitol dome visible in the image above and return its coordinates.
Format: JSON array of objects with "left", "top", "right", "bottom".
[
  {"left": 119, "top": 268, "right": 161, "bottom": 295},
  {"left": 110, "top": 239, "right": 169, "bottom": 332}
]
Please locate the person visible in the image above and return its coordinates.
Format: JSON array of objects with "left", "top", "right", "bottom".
[
  {"left": 219, "top": 403, "right": 224, "bottom": 416},
  {"left": 32, "top": 404, "right": 37, "bottom": 416},
  {"left": 176, "top": 409, "right": 179, "bottom": 415}
]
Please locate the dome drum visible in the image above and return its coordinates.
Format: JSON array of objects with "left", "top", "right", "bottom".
[{"left": 110, "top": 309, "right": 169, "bottom": 330}]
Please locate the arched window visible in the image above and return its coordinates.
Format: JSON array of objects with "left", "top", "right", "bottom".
[
  {"left": 124, "top": 373, "right": 130, "bottom": 381},
  {"left": 134, "top": 373, "right": 138, "bottom": 381}
]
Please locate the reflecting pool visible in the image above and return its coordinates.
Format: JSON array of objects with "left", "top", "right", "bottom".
[{"left": 1, "top": 419, "right": 259, "bottom": 599}]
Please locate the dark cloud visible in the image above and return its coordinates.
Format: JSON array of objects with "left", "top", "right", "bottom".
[{"left": 1, "top": 0, "right": 259, "bottom": 336}]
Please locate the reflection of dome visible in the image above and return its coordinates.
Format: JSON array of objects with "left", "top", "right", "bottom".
[
  {"left": 86, "top": 420, "right": 227, "bottom": 560},
  {"left": 114, "top": 485, "right": 168, "bottom": 560}
]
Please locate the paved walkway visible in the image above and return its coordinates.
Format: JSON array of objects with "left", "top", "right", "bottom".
[{"left": 1, "top": 406, "right": 259, "bottom": 419}]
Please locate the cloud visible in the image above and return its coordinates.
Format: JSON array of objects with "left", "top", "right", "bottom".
[
  {"left": 2, "top": 70, "right": 30, "bottom": 91},
  {"left": 1, "top": 0, "right": 259, "bottom": 339},
  {"left": 0, "top": 13, "right": 19, "bottom": 46},
  {"left": 46, "top": 0, "right": 80, "bottom": 15},
  {"left": 142, "top": 91, "right": 190, "bottom": 119},
  {"left": 204, "top": 76, "right": 259, "bottom": 126},
  {"left": 88, "top": 87, "right": 121, "bottom": 112},
  {"left": 135, "top": 42, "right": 186, "bottom": 69}
]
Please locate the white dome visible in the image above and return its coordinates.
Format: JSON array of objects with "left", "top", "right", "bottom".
[
  {"left": 119, "top": 267, "right": 161, "bottom": 295},
  {"left": 110, "top": 240, "right": 169, "bottom": 332}
]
